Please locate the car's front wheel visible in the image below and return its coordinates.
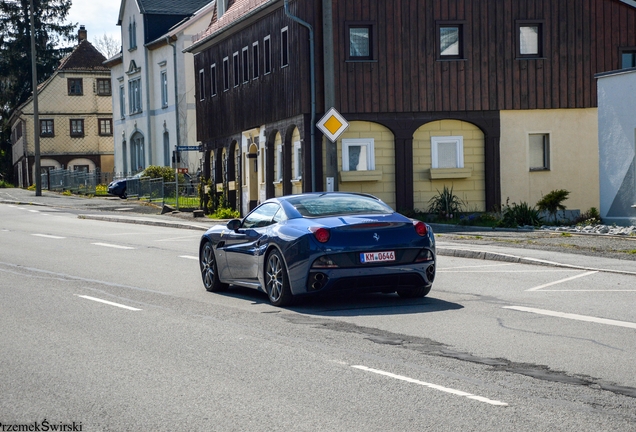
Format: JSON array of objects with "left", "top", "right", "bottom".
[
  {"left": 265, "top": 250, "right": 293, "bottom": 307},
  {"left": 396, "top": 285, "right": 432, "bottom": 298},
  {"left": 200, "top": 241, "right": 228, "bottom": 292}
]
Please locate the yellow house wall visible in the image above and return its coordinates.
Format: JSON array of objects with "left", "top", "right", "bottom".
[
  {"left": 413, "top": 120, "right": 486, "bottom": 212},
  {"left": 337, "top": 121, "right": 396, "bottom": 209},
  {"left": 500, "top": 109, "right": 599, "bottom": 212},
  {"left": 291, "top": 127, "right": 303, "bottom": 195}
]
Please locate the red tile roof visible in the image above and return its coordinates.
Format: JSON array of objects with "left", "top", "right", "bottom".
[{"left": 192, "top": 0, "right": 271, "bottom": 44}]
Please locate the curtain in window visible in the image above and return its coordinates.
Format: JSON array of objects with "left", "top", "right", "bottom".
[
  {"left": 348, "top": 145, "right": 369, "bottom": 171},
  {"left": 350, "top": 28, "right": 370, "bottom": 57},
  {"left": 519, "top": 26, "right": 539, "bottom": 55},
  {"left": 529, "top": 134, "right": 547, "bottom": 169},
  {"left": 437, "top": 141, "right": 458, "bottom": 168},
  {"left": 440, "top": 27, "right": 459, "bottom": 56}
]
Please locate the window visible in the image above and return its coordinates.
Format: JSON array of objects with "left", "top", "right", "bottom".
[
  {"left": 342, "top": 138, "right": 375, "bottom": 171},
  {"left": 119, "top": 85, "right": 125, "bottom": 118},
  {"left": 242, "top": 46, "right": 249, "bottom": 83},
  {"left": 233, "top": 52, "right": 240, "bottom": 87},
  {"left": 96, "top": 78, "right": 111, "bottom": 95},
  {"left": 293, "top": 141, "right": 303, "bottom": 180},
  {"left": 223, "top": 57, "right": 230, "bottom": 91},
  {"left": 276, "top": 144, "right": 283, "bottom": 181},
  {"left": 40, "top": 120, "right": 54, "bottom": 137},
  {"left": 128, "top": 78, "right": 142, "bottom": 114},
  {"left": 161, "top": 71, "right": 168, "bottom": 107},
  {"left": 68, "top": 78, "right": 83, "bottom": 95},
  {"left": 70, "top": 119, "right": 84, "bottom": 137},
  {"left": 252, "top": 42, "right": 259, "bottom": 79},
  {"left": 621, "top": 49, "right": 636, "bottom": 69},
  {"left": 347, "top": 23, "right": 374, "bottom": 61},
  {"left": 98, "top": 119, "right": 112, "bottom": 136},
  {"left": 242, "top": 203, "right": 281, "bottom": 229},
  {"left": 210, "top": 64, "right": 217, "bottom": 96},
  {"left": 281, "top": 27, "right": 289, "bottom": 67},
  {"left": 73, "top": 165, "right": 89, "bottom": 172},
  {"left": 128, "top": 18, "right": 137, "bottom": 50},
  {"left": 264, "top": 35, "right": 271, "bottom": 74},
  {"left": 198, "top": 69, "right": 205, "bottom": 101},
  {"left": 437, "top": 23, "right": 464, "bottom": 59},
  {"left": 517, "top": 21, "right": 543, "bottom": 58},
  {"left": 529, "top": 133, "right": 550, "bottom": 170},
  {"left": 431, "top": 136, "right": 464, "bottom": 169}
]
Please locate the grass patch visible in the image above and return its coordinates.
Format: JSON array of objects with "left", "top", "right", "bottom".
[{"left": 560, "top": 233, "right": 572, "bottom": 237}]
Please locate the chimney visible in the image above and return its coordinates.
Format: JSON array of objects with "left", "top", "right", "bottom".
[{"left": 78, "top": 25, "right": 87, "bottom": 42}]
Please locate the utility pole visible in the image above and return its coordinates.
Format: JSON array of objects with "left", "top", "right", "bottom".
[{"left": 29, "top": 0, "right": 41, "bottom": 196}]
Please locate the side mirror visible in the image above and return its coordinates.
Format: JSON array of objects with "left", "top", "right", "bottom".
[{"left": 226, "top": 219, "right": 241, "bottom": 232}]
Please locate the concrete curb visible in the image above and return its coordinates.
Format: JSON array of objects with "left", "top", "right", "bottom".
[
  {"left": 78, "top": 214, "right": 209, "bottom": 231},
  {"left": 437, "top": 247, "right": 636, "bottom": 276}
]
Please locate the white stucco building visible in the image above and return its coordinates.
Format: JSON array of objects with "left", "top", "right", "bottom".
[
  {"left": 596, "top": 68, "right": 636, "bottom": 226},
  {"left": 105, "top": 0, "right": 214, "bottom": 176}
]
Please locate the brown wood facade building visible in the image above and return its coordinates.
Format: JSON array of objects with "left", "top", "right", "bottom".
[{"left": 188, "top": 0, "right": 636, "bottom": 215}]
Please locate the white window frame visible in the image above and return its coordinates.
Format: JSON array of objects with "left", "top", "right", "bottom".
[
  {"left": 210, "top": 63, "right": 217, "bottom": 96},
  {"left": 342, "top": 138, "right": 375, "bottom": 172},
  {"left": 431, "top": 136, "right": 464, "bottom": 169},
  {"left": 263, "top": 35, "right": 272, "bottom": 75},
  {"left": 198, "top": 69, "right": 205, "bottom": 101},
  {"left": 161, "top": 70, "right": 168, "bottom": 107},
  {"left": 223, "top": 57, "right": 230, "bottom": 91},
  {"left": 252, "top": 41, "right": 259, "bottom": 79},
  {"left": 293, "top": 141, "right": 302, "bottom": 180},
  {"left": 242, "top": 46, "right": 249, "bottom": 84},
  {"left": 281, "top": 27, "right": 289, "bottom": 68},
  {"left": 276, "top": 144, "right": 283, "bottom": 181},
  {"left": 233, "top": 52, "right": 240, "bottom": 88},
  {"left": 528, "top": 133, "right": 550, "bottom": 171},
  {"left": 119, "top": 85, "right": 125, "bottom": 118},
  {"left": 128, "top": 78, "right": 142, "bottom": 114}
]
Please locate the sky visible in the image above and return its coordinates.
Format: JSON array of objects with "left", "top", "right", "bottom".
[{"left": 66, "top": 0, "right": 121, "bottom": 45}]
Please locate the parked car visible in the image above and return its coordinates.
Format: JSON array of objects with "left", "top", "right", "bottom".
[
  {"left": 107, "top": 171, "right": 146, "bottom": 199},
  {"left": 199, "top": 192, "right": 436, "bottom": 306}
]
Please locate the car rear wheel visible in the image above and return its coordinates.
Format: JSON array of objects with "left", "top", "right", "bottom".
[
  {"left": 200, "top": 241, "right": 228, "bottom": 292},
  {"left": 265, "top": 250, "right": 293, "bottom": 307},
  {"left": 396, "top": 285, "right": 432, "bottom": 298}
]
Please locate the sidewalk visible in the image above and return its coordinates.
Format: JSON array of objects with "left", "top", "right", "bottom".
[{"left": 2, "top": 188, "right": 635, "bottom": 276}]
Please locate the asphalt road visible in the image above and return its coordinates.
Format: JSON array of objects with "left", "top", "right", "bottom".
[{"left": 1, "top": 202, "right": 636, "bottom": 431}]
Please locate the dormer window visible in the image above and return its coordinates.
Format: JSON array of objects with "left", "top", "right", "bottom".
[{"left": 128, "top": 17, "right": 137, "bottom": 50}]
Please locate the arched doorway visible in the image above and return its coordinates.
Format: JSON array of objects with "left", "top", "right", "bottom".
[{"left": 130, "top": 132, "right": 145, "bottom": 173}]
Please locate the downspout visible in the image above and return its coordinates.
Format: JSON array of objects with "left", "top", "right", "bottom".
[
  {"left": 284, "top": 0, "right": 316, "bottom": 192},
  {"left": 144, "top": 39, "right": 153, "bottom": 166},
  {"left": 167, "top": 36, "right": 181, "bottom": 154}
]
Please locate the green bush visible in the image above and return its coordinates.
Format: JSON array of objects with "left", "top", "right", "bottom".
[
  {"left": 0, "top": 179, "right": 13, "bottom": 188},
  {"left": 211, "top": 207, "right": 240, "bottom": 219},
  {"left": 574, "top": 207, "right": 602, "bottom": 226},
  {"left": 427, "top": 186, "right": 465, "bottom": 219},
  {"left": 499, "top": 200, "right": 542, "bottom": 228},
  {"left": 536, "top": 189, "right": 570, "bottom": 223}
]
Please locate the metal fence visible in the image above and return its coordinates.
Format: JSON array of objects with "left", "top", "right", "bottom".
[{"left": 42, "top": 168, "right": 201, "bottom": 210}]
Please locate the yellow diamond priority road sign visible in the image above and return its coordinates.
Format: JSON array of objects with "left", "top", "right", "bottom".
[{"left": 317, "top": 107, "right": 349, "bottom": 142}]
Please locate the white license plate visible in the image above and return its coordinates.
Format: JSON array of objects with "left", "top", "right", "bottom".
[{"left": 360, "top": 251, "right": 395, "bottom": 263}]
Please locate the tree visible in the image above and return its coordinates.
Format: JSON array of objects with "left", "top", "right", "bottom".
[
  {"left": 93, "top": 33, "right": 121, "bottom": 59},
  {"left": 0, "top": 0, "right": 76, "bottom": 180},
  {"left": 536, "top": 189, "right": 570, "bottom": 223}
]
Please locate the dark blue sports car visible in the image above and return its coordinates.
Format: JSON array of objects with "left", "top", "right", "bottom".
[{"left": 199, "top": 192, "right": 436, "bottom": 306}]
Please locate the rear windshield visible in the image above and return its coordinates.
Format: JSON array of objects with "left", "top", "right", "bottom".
[{"left": 287, "top": 194, "right": 393, "bottom": 217}]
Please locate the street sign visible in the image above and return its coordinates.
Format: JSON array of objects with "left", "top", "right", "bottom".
[
  {"left": 177, "top": 145, "right": 203, "bottom": 151},
  {"left": 317, "top": 107, "right": 349, "bottom": 142}
]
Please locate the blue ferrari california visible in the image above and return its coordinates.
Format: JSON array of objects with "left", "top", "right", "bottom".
[{"left": 199, "top": 192, "right": 436, "bottom": 306}]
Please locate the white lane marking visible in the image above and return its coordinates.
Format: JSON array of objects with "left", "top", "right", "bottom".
[
  {"left": 526, "top": 271, "right": 598, "bottom": 291},
  {"left": 503, "top": 306, "right": 636, "bottom": 329},
  {"left": 32, "top": 234, "right": 65, "bottom": 239},
  {"left": 28, "top": 209, "right": 39, "bottom": 213},
  {"left": 92, "top": 242, "right": 135, "bottom": 250},
  {"left": 77, "top": 295, "right": 141, "bottom": 311},
  {"left": 179, "top": 255, "right": 198, "bottom": 260},
  {"left": 352, "top": 365, "right": 508, "bottom": 406}
]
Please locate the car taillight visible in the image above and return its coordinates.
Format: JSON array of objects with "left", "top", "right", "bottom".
[
  {"left": 309, "top": 227, "right": 330, "bottom": 243},
  {"left": 413, "top": 221, "right": 428, "bottom": 236}
]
